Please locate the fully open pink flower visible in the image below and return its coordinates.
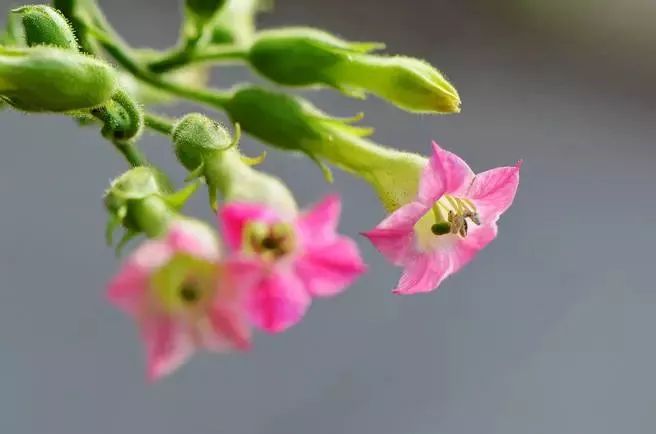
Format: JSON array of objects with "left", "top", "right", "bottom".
[
  {"left": 363, "top": 142, "right": 521, "bottom": 294},
  {"left": 219, "top": 195, "right": 366, "bottom": 333},
  {"left": 107, "top": 219, "right": 251, "bottom": 381}
]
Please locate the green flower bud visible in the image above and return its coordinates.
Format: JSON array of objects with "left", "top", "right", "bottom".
[
  {"left": 172, "top": 113, "right": 297, "bottom": 216},
  {"left": 248, "top": 27, "right": 460, "bottom": 114},
  {"left": 185, "top": 0, "right": 227, "bottom": 23},
  {"left": 11, "top": 5, "right": 78, "bottom": 50},
  {"left": 0, "top": 46, "right": 117, "bottom": 112},
  {"left": 210, "top": 0, "right": 265, "bottom": 46},
  {"left": 224, "top": 86, "right": 425, "bottom": 212},
  {"left": 104, "top": 167, "right": 198, "bottom": 248},
  {"left": 91, "top": 89, "right": 144, "bottom": 143}
]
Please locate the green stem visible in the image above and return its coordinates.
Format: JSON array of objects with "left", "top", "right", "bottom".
[
  {"left": 148, "top": 45, "right": 248, "bottom": 73},
  {"left": 100, "top": 36, "right": 231, "bottom": 108},
  {"left": 114, "top": 141, "right": 148, "bottom": 167},
  {"left": 85, "top": 22, "right": 232, "bottom": 109},
  {"left": 144, "top": 112, "right": 176, "bottom": 135}
]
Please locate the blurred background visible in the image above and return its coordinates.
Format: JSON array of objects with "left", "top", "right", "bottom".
[{"left": 1, "top": 0, "right": 655, "bottom": 433}]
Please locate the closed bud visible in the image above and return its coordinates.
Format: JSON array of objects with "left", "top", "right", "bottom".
[
  {"left": 223, "top": 85, "right": 372, "bottom": 161},
  {"left": 11, "top": 5, "right": 78, "bottom": 50},
  {"left": 248, "top": 27, "right": 460, "bottom": 114},
  {"left": 185, "top": 0, "right": 227, "bottom": 23},
  {"left": 172, "top": 113, "right": 297, "bottom": 216},
  {"left": 91, "top": 89, "right": 144, "bottom": 143},
  {"left": 210, "top": 0, "right": 267, "bottom": 46},
  {"left": 224, "top": 86, "right": 425, "bottom": 212},
  {"left": 104, "top": 167, "right": 198, "bottom": 246},
  {"left": 0, "top": 46, "right": 117, "bottom": 112}
]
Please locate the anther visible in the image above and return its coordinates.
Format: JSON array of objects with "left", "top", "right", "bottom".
[{"left": 179, "top": 283, "right": 200, "bottom": 304}]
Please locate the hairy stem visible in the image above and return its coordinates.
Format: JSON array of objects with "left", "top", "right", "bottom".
[
  {"left": 147, "top": 45, "right": 249, "bottom": 73},
  {"left": 144, "top": 112, "right": 176, "bottom": 135},
  {"left": 114, "top": 141, "right": 148, "bottom": 167}
]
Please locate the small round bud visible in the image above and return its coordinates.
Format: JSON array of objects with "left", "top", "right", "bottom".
[
  {"left": 0, "top": 46, "right": 117, "bottom": 112},
  {"left": 11, "top": 5, "right": 78, "bottom": 50},
  {"left": 431, "top": 222, "right": 451, "bottom": 236},
  {"left": 104, "top": 167, "right": 197, "bottom": 243},
  {"left": 209, "top": 0, "right": 261, "bottom": 46},
  {"left": 171, "top": 113, "right": 296, "bottom": 214},
  {"left": 172, "top": 113, "right": 233, "bottom": 171},
  {"left": 185, "top": 0, "right": 227, "bottom": 23}
]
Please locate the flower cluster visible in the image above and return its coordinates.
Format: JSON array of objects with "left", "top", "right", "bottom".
[
  {"left": 109, "top": 193, "right": 366, "bottom": 380},
  {"left": 0, "top": 1, "right": 522, "bottom": 381}
]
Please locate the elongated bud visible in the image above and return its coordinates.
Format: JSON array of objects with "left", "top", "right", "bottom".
[
  {"left": 0, "top": 46, "right": 117, "bottom": 112},
  {"left": 172, "top": 113, "right": 297, "bottom": 216},
  {"left": 223, "top": 85, "right": 372, "bottom": 166},
  {"left": 11, "top": 5, "right": 78, "bottom": 50},
  {"left": 104, "top": 167, "right": 198, "bottom": 248},
  {"left": 248, "top": 27, "right": 460, "bottom": 114},
  {"left": 224, "top": 86, "right": 425, "bottom": 212},
  {"left": 91, "top": 89, "right": 144, "bottom": 143}
]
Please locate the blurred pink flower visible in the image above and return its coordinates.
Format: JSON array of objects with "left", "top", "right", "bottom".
[
  {"left": 219, "top": 195, "right": 366, "bottom": 333},
  {"left": 107, "top": 219, "right": 251, "bottom": 381},
  {"left": 363, "top": 142, "right": 521, "bottom": 294}
]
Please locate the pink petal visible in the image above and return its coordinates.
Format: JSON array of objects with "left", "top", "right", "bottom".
[
  {"left": 362, "top": 201, "right": 428, "bottom": 266},
  {"left": 106, "top": 240, "right": 171, "bottom": 315},
  {"left": 205, "top": 305, "right": 252, "bottom": 351},
  {"left": 166, "top": 219, "right": 219, "bottom": 260},
  {"left": 392, "top": 223, "right": 499, "bottom": 295},
  {"left": 203, "top": 261, "right": 256, "bottom": 351},
  {"left": 295, "top": 237, "right": 366, "bottom": 297},
  {"left": 218, "top": 202, "right": 280, "bottom": 251},
  {"left": 393, "top": 252, "right": 452, "bottom": 295},
  {"left": 141, "top": 315, "right": 194, "bottom": 382},
  {"left": 418, "top": 142, "right": 474, "bottom": 203},
  {"left": 467, "top": 162, "right": 521, "bottom": 222},
  {"left": 450, "top": 223, "right": 498, "bottom": 274},
  {"left": 297, "top": 194, "right": 340, "bottom": 244},
  {"left": 246, "top": 270, "right": 311, "bottom": 333}
]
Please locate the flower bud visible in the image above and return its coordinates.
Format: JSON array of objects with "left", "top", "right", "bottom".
[
  {"left": 172, "top": 113, "right": 297, "bottom": 216},
  {"left": 248, "top": 27, "right": 460, "bottom": 114},
  {"left": 104, "top": 167, "right": 198, "bottom": 248},
  {"left": 0, "top": 46, "right": 117, "bottom": 112},
  {"left": 224, "top": 86, "right": 426, "bottom": 212},
  {"left": 185, "top": 0, "right": 227, "bottom": 23},
  {"left": 91, "top": 89, "right": 144, "bottom": 143},
  {"left": 210, "top": 0, "right": 265, "bottom": 46},
  {"left": 11, "top": 5, "right": 78, "bottom": 50}
]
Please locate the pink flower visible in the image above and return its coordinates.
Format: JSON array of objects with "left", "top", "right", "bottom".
[
  {"left": 107, "top": 219, "right": 251, "bottom": 381},
  {"left": 363, "top": 142, "right": 521, "bottom": 294},
  {"left": 219, "top": 195, "right": 366, "bottom": 333}
]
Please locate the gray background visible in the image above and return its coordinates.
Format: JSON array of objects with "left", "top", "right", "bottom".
[{"left": 1, "top": 0, "right": 655, "bottom": 433}]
